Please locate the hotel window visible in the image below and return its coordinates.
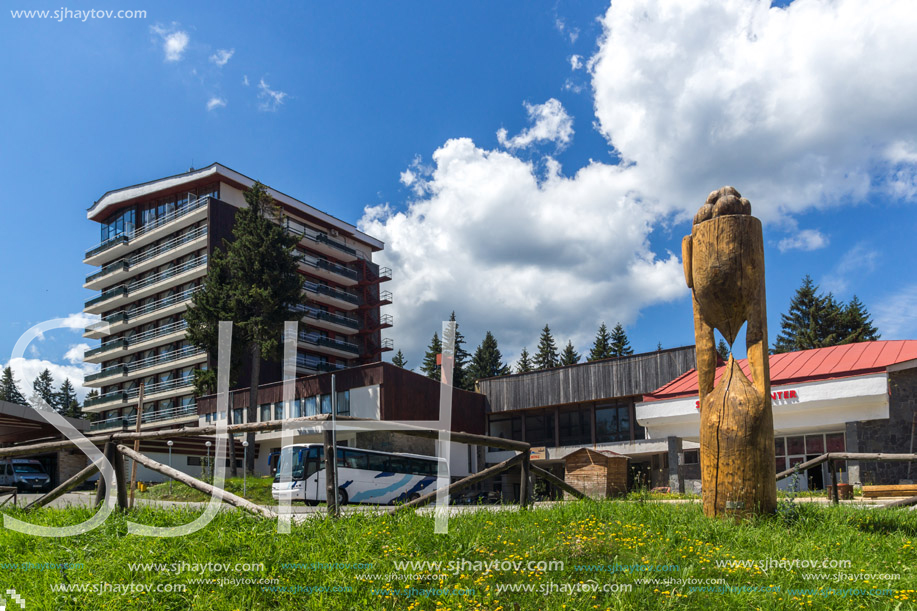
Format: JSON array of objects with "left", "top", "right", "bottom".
[
  {"left": 304, "top": 396, "right": 318, "bottom": 417},
  {"left": 524, "top": 410, "right": 555, "bottom": 447},
  {"left": 232, "top": 408, "right": 243, "bottom": 424},
  {"left": 559, "top": 408, "right": 591, "bottom": 446},
  {"left": 260, "top": 403, "right": 271, "bottom": 422},
  {"left": 291, "top": 399, "right": 302, "bottom": 418},
  {"left": 320, "top": 394, "right": 332, "bottom": 414},
  {"left": 595, "top": 403, "right": 630, "bottom": 443},
  {"left": 336, "top": 390, "right": 350, "bottom": 416},
  {"left": 274, "top": 402, "right": 284, "bottom": 420},
  {"left": 489, "top": 415, "right": 522, "bottom": 441}
]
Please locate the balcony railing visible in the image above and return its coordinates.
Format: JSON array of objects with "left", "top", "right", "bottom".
[
  {"left": 293, "top": 304, "right": 360, "bottom": 330},
  {"left": 295, "top": 250, "right": 358, "bottom": 280},
  {"left": 85, "top": 311, "right": 128, "bottom": 334},
  {"left": 129, "top": 320, "right": 188, "bottom": 346},
  {"left": 85, "top": 196, "right": 209, "bottom": 259},
  {"left": 298, "top": 332, "right": 360, "bottom": 355},
  {"left": 126, "top": 346, "right": 206, "bottom": 374},
  {"left": 379, "top": 313, "right": 394, "bottom": 327},
  {"left": 85, "top": 286, "right": 128, "bottom": 309},
  {"left": 284, "top": 219, "right": 361, "bottom": 258},
  {"left": 84, "top": 364, "right": 128, "bottom": 383},
  {"left": 126, "top": 254, "right": 207, "bottom": 293},
  {"left": 127, "top": 225, "right": 208, "bottom": 269},
  {"left": 381, "top": 337, "right": 394, "bottom": 350},
  {"left": 303, "top": 281, "right": 360, "bottom": 305},
  {"left": 85, "top": 259, "right": 129, "bottom": 284},
  {"left": 295, "top": 354, "right": 349, "bottom": 372},
  {"left": 89, "top": 402, "right": 198, "bottom": 432},
  {"left": 84, "top": 338, "right": 127, "bottom": 359}
]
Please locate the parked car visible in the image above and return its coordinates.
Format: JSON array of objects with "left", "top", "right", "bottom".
[
  {"left": 452, "top": 490, "right": 502, "bottom": 505},
  {"left": 0, "top": 459, "right": 51, "bottom": 492}
]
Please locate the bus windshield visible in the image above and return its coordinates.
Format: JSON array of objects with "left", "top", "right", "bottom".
[{"left": 275, "top": 447, "right": 306, "bottom": 481}]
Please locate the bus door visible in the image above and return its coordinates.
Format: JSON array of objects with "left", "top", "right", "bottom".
[{"left": 304, "top": 446, "right": 323, "bottom": 501}]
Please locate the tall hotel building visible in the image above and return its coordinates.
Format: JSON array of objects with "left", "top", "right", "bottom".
[{"left": 81, "top": 163, "right": 392, "bottom": 435}]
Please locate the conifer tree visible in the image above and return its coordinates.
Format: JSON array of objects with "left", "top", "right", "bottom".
[
  {"left": 31, "top": 369, "right": 57, "bottom": 411},
  {"left": 56, "top": 378, "right": 80, "bottom": 418},
  {"left": 448, "top": 312, "right": 473, "bottom": 390},
  {"left": 774, "top": 276, "right": 837, "bottom": 353},
  {"left": 588, "top": 323, "right": 613, "bottom": 361},
  {"left": 559, "top": 340, "right": 581, "bottom": 366},
  {"left": 609, "top": 323, "right": 634, "bottom": 357},
  {"left": 391, "top": 349, "right": 408, "bottom": 368},
  {"left": 185, "top": 181, "right": 302, "bottom": 474},
  {"left": 837, "top": 295, "right": 880, "bottom": 344},
  {"left": 716, "top": 339, "right": 730, "bottom": 361},
  {"left": 0, "top": 366, "right": 28, "bottom": 405},
  {"left": 515, "top": 347, "right": 533, "bottom": 374},
  {"left": 420, "top": 333, "right": 442, "bottom": 380},
  {"left": 468, "top": 331, "right": 510, "bottom": 383},
  {"left": 533, "top": 325, "right": 559, "bottom": 370}
]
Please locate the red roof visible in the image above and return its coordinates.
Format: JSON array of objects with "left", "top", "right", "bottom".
[{"left": 643, "top": 341, "right": 917, "bottom": 402}]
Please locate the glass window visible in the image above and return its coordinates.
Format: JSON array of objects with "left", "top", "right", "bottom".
[
  {"left": 786, "top": 436, "right": 805, "bottom": 455},
  {"left": 596, "top": 403, "right": 631, "bottom": 443},
  {"left": 805, "top": 435, "right": 824, "bottom": 454},
  {"left": 260, "top": 403, "right": 271, "bottom": 422},
  {"left": 291, "top": 399, "right": 302, "bottom": 418},
  {"left": 775, "top": 437, "right": 786, "bottom": 457},
  {"left": 776, "top": 456, "right": 787, "bottom": 474},
  {"left": 366, "top": 453, "right": 388, "bottom": 472},
  {"left": 232, "top": 408, "right": 243, "bottom": 424},
  {"left": 343, "top": 450, "right": 367, "bottom": 469},
  {"left": 524, "top": 410, "right": 555, "bottom": 446},
  {"left": 825, "top": 433, "right": 845, "bottom": 453},
  {"left": 304, "top": 396, "right": 317, "bottom": 417},
  {"left": 274, "top": 402, "right": 284, "bottom": 420},
  {"left": 559, "top": 408, "right": 592, "bottom": 446},
  {"left": 320, "top": 394, "right": 332, "bottom": 414},
  {"left": 336, "top": 390, "right": 350, "bottom": 415},
  {"left": 489, "top": 415, "right": 521, "bottom": 441}
]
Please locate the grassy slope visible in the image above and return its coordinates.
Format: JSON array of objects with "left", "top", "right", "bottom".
[
  {"left": 137, "top": 477, "right": 276, "bottom": 505},
  {"left": 0, "top": 500, "right": 914, "bottom": 610}
]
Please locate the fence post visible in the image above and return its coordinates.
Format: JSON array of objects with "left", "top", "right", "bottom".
[
  {"left": 830, "top": 459, "right": 839, "bottom": 505},
  {"left": 520, "top": 451, "right": 531, "bottom": 508},
  {"left": 324, "top": 428, "right": 337, "bottom": 518}
]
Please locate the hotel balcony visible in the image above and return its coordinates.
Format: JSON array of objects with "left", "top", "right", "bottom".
[
  {"left": 363, "top": 313, "right": 394, "bottom": 332},
  {"left": 381, "top": 337, "right": 394, "bottom": 352},
  {"left": 84, "top": 320, "right": 190, "bottom": 364},
  {"left": 293, "top": 304, "right": 360, "bottom": 335},
  {"left": 297, "top": 331, "right": 360, "bottom": 358},
  {"left": 83, "top": 345, "right": 206, "bottom": 387},
  {"left": 83, "top": 287, "right": 200, "bottom": 339},
  {"left": 284, "top": 219, "right": 364, "bottom": 263},
  {"left": 84, "top": 254, "right": 207, "bottom": 314},
  {"left": 84, "top": 225, "right": 208, "bottom": 290},
  {"left": 83, "top": 377, "right": 196, "bottom": 413},
  {"left": 295, "top": 354, "right": 348, "bottom": 376},
  {"left": 84, "top": 195, "right": 209, "bottom": 266},
  {"left": 88, "top": 402, "right": 198, "bottom": 433},
  {"left": 295, "top": 250, "right": 359, "bottom": 287},
  {"left": 303, "top": 281, "right": 360, "bottom": 311}
]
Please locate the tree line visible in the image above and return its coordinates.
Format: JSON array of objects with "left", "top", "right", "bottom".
[
  {"left": 392, "top": 317, "right": 637, "bottom": 391},
  {"left": 0, "top": 366, "right": 89, "bottom": 418}
]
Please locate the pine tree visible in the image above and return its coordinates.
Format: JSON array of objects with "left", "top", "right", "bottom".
[
  {"left": 447, "top": 312, "right": 473, "bottom": 390},
  {"left": 0, "top": 366, "right": 28, "bottom": 405},
  {"left": 559, "top": 340, "right": 580, "bottom": 366},
  {"left": 533, "top": 325, "right": 559, "bottom": 370},
  {"left": 55, "top": 378, "right": 80, "bottom": 418},
  {"left": 468, "top": 331, "right": 510, "bottom": 383},
  {"left": 716, "top": 339, "right": 730, "bottom": 361},
  {"left": 185, "top": 181, "right": 302, "bottom": 474},
  {"left": 31, "top": 369, "right": 57, "bottom": 411},
  {"left": 774, "top": 276, "right": 838, "bottom": 353},
  {"left": 588, "top": 322, "right": 613, "bottom": 361},
  {"left": 515, "top": 347, "right": 533, "bottom": 373},
  {"left": 420, "top": 333, "right": 442, "bottom": 380},
  {"left": 609, "top": 323, "right": 634, "bottom": 357},
  {"left": 391, "top": 350, "right": 408, "bottom": 368},
  {"left": 837, "top": 295, "right": 880, "bottom": 344}
]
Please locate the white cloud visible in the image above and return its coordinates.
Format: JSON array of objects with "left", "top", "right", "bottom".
[
  {"left": 206, "top": 97, "right": 227, "bottom": 111},
  {"left": 570, "top": 55, "right": 583, "bottom": 71},
  {"left": 777, "top": 229, "right": 828, "bottom": 253},
  {"left": 150, "top": 23, "right": 189, "bottom": 62},
  {"left": 497, "top": 99, "right": 574, "bottom": 151},
  {"left": 209, "top": 48, "right": 234, "bottom": 67},
  {"left": 258, "top": 78, "right": 287, "bottom": 111},
  {"left": 359, "top": 137, "right": 685, "bottom": 363},
  {"left": 4, "top": 357, "right": 98, "bottom": 403},
  {"left": 590, "top": 0, "right": 917, "bottom": 223},
  {"left": 242, "top": 74, "right": 250, "bottom": 86},
  {"left": 875, "top": 284, "right": 917, "bottom": 339},
  {"left": 64, "top": 344, "right": 90, "bottom": 365},
  {"left": 555, "top": 17, "right": 579, "bottom": 43}
]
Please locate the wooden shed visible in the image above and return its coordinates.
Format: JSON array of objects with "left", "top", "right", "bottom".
[{"left": 563, "top": 448, "right": 629, "bottom": 499}]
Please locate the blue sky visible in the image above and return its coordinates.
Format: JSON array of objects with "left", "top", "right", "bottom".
[{"left": 1, "top": 0, "right": 915, "bottom": 397}]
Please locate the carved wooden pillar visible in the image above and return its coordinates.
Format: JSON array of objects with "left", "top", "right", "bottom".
[{"left": 682, "top": 186, "right": 777, "bottom": 518}]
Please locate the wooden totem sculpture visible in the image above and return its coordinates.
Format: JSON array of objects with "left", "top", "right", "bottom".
[{"left": 682, "top": 186, "right": 777, "bottom": 518}]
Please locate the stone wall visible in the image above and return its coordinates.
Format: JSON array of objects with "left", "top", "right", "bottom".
[
  {"left": 56, "top": 449, "right": 88, "bottom": 486},
  {"left": 853, "top": 368, "right": 917, "bottom": 485}
]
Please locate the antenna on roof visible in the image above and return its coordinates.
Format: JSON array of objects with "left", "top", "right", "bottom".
[{"left": 190, "top": 158, "right": 194, "bottom": 172}]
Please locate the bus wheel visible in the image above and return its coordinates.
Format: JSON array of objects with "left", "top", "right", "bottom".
[
  {"left": 337, "top": 488, "right": 349, "bottom": 506},
  {"left": 409, "top": 493, "right": 421, "bottom": 502},
  {"left": 306, "top": 499, "right": 319, "bottom": 507}
]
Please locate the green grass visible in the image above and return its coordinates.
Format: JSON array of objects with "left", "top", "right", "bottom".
[
  {"left": 1, "top": 500, "right": 915, "bottom": 610},
  {"left": 137, "top": 476, "right": 276, "bottom": 506}
]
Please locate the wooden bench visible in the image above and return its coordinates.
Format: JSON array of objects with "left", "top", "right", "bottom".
[{"left": 862, "top": 484, "right": 917, "bottom": 498}]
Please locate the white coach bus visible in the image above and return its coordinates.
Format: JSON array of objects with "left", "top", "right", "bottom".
[{"left": 271, "top": 444, "right": 448, "bottom": 506}]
